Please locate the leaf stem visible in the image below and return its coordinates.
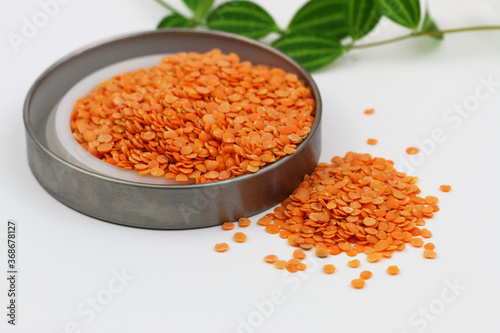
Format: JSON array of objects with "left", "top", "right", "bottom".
[
  {"left": 153, "top": 0, "right": 181, "bottom": 16},
  {"left": 350, "top": 25, "right": 500, "bottom": 50}
]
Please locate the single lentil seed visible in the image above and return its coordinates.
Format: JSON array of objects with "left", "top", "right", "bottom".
[
  {"left": 367, "top": 253, "right": 382, "bottom": 263},
  {"left": 410, "top": 237, "right": 424, "bottom": 247},
  {"left": 424, "top": 243, "right": 435, "bottom": 250},
  {"left": 274, "top": 260, "right": 288, "bottom": 269},
  {"left": 265, "top": 224, "right": 280, "bottom": 234},
  {"left": 214, "top": 243, "right": 229, "bottom": 252},
  {"left": 233, "top": 232, "right": 247, "bottom": 243},
  {"left": 238, "top": 217, "right": 251, "bottom": 227},
  {"left": 425, "top": 196, "right": 439, "bottom": 204},
  {"left": 315, "top": 247, "right": 329, "bottom": 258},
  {"left": 440, "top": 185, "right": 452, "bottom": 192},
  {"left": 360, "top": 270, "right": 372, "bottom": 280},
  {"left": 323, "top": 264, "right": 336, "bottom": 274},
  {"left": 348, "top": 259, "right": 361, "bottom": 268},
  {"left": 222, "top": 222, "right": 235, "bottom": 230},
  {"left": 420, "top": 228, "right": 432, "bottom": 238},
  {"left": 264, "top": 254, "right": 278, "bottom": 263},
  {"left": 423, "top": 249, "right": 437, "bottom": 259},
  {"left": 367, "top": 138, "right": 378, "bottom": 145},
  {"left": 297, "top": 263, "right": 307, "bottom": 271},
  {"left": 387, "top": 265, "right": 400, "bottom": 275},
  {"left": 293, "top": 249, "right": 306, "bottom": 259},
  {"left": 351, "top": 278, "right": 366, "bottom": 289},
  {"left": 406, "top": 147, "right": 420, "bottom": 155},
  {"left": 346, "top": 249, "right": 358, "bottom": 257}
]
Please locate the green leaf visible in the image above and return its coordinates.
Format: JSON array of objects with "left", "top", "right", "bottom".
[
  {"left": 346, "top": 0, "right": 383, "bottom": 41},
  {"left": 157, "top": 13, "right": 196, "bottom": 29},
  {"left": 421, "top": 9, "right": 443, "bottom": 40},
  {"left": 272, "top": 33, "right": 345, "bottom": 71},
  {"left": 374, "top": 0, "right": 421, "bottom": 29},
  {"left": 288, "top": 0, "right": 349, "bottom": 40},
  {"left": 183, "top": 0, "right": 214, "bottom": 21},
  {"left": 206, "top": 1, "right": 279, "bottom": 39}
]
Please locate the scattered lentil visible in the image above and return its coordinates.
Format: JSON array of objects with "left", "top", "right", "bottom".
[
  {"left": 264, "top": 254, "right": 278, "bottom": 263},
  {"left": 406, "top": 147, "right": 420, "bottom": 155},
  {"left": 222, "top": 222, "right": 235, "bottom": 230},
  {"left": 348, "top": 259, "right": 361, "bottom": 268},
  {"left": 440, "top": 185, "right": 452, "bottom": 192},
  {"left": 367, "top": 138, "right": 378, "bottom": 145},
  {"left": 293, "top": 249, "right": 306, "bottom": 259},
  {"left": 297, "top": 263, "right": 307, "bottom": 270},
  {"left": 387, "top": 265, "right": 400, "bottom": 275},
  {"left": 315, "top": 247, "right": 329, "bottom": 258},
  {"left": 423, "top": 249, "right": 437, "bottom": 259},
  {"left": 351, "top": 278, "right": 366, "bottom": 289},
  {"left": 364, "top": 108, "right": 375, "bottom": 115},
  {"left": 274, "top": 260, "right": 288, "bottom": 269},
  {"left": 360, "top": 270, "right": 372, "bottom": 280},
  {"left": 233, "top": 232, "right": 247, "bottom": 243},
  {"left": 424, "top": 243, "right": 435, "bottom": 250},
  {"left": 214, "top": 243, "right": 229, "bottom": 252},
  {"left": 239, "top": 217, "right": 251, "bottom": 227},
  {"left": 420, "top": 228, "right": 432, "bottom": 238},
  {"left": 410, "top": 237, "right": 424, "bottom": 247},
  {"left": 366, "top": 253, "right": 382, "bottom": 263},
  {"left": 323, "top": 264, "right": 336, "bottom": 274}
]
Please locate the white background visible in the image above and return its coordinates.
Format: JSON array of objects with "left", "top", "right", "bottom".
[{"left": 1, "top": 0, "right": 500, "bottom": 332}]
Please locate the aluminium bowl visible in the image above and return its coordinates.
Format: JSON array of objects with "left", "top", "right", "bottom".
[{"left": 23, "top": 29, "right": 322, "bottom": 229}]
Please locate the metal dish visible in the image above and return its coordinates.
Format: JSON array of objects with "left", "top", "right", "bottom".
[{"left": 23, "top": 29, "right": 322, "bottom": 229}]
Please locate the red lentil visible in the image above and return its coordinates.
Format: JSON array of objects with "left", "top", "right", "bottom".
[
  {"left": 264, "top": 254, "right": 277, "bottom": 263},
  {"left": 423, "top": 249, "right": 437, "bottom": 259},
  {"left": 233, "top": 232, "right": 247, "bottom": 243},
  {"left": 214, "top": 243, "right": 229, "bottom": 252},
  {"left": 348, "top": 259, "right": 361, "bottom": 268},
  {"left": 238, "top": 217, "right": 251, "bottom": 227},
  {"left": 410, "top": 237, "right": 424, "bottom": 247},
  {"left": 360, "top": 270, "right": 372, "bottom": 280},
  {"left": 367, "top": 253, "right": 382, "bottom": 263},
  {"left": 323, "top": 264, "right": 336, "bottom": 274},
  {"left": 293, "top": 249, "right": 306, "bottom": 259},
  {"left": 274, "top": 260, "right": 288, "bottom": 269},
  {"left": 297, "top": 263, "right": 307, "bottom": 270},
  {"left": 406, "top": 147, "right": 420, "bottom": 155},
  {"left": 440, "top": 185, "right": 452, "bottom": 192},
  {"left": 424, "top": 243, "right": 435, "bottom": 250},
  {"left": 387, "top": 265, "right": 400, "bottom": 275},
  {"left": 351, "top": 278, "right": 365, "bottom": 289},
  {"left": 222, "top": 222, "right": 235, "bottom": 230}
]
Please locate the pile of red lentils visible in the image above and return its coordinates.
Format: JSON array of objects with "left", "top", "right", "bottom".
[
  {"left": 216, "top": 151, "right": 450, "bottom": 289},
  {"left": 70, "top": 49, "right": 315, "bottom": 183}
]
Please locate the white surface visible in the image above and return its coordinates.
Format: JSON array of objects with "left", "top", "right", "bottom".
[{"left": 1, "top": 0, "right": 499, "bottom": 332}]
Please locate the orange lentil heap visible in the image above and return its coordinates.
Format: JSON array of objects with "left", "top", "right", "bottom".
[
  {"left": 70, "top": 49, "right": 316, "bottom": 183},
  {"left": 259, "top": 152, "right": 438, "bottom": 260}
]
